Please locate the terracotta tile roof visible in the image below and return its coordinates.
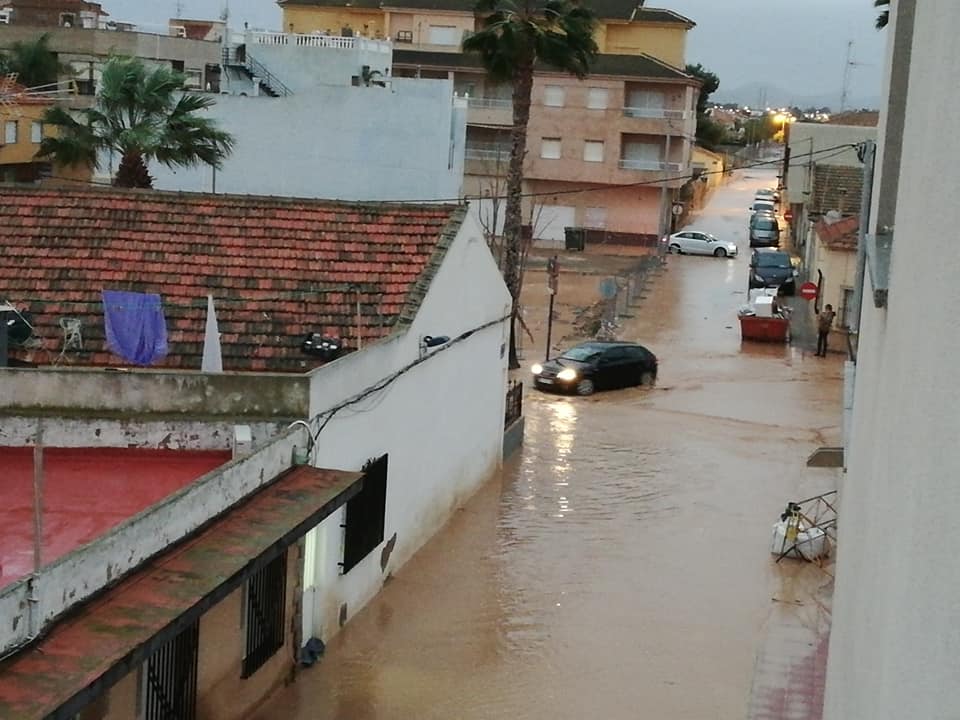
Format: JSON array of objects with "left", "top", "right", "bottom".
[
  {"left": 0, "top": 187, "right": 466, "bottom": 372},
  {"left": 814, "top": 214, "right": 859, "bottom": 252},
  {"left": 810, "top": 164, "right": 863, "bottom": 216},
  {"left": 394, "top": 49, "right": 694, "bottom": 80}
]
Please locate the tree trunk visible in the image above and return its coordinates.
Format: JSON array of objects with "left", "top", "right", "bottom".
[
  {"left": 114, "top": 151, "right": 154, "bottom": 189},
  {"left": 502, "top": 57, "right": 535, "bottom": 370}
]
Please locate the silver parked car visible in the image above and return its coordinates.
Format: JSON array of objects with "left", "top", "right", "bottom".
[{"left": 667, "top": 230, "right": 738, "bottom": 257}]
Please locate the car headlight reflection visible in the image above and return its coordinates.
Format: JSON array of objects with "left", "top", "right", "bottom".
[
  {"left": 557, "top": 368, "right": 577, "bottom": 381},
  {"left": 531, "top": 363, "right": 543, "bottom": 375}
]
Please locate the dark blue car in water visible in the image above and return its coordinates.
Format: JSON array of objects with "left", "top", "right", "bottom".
[{"left": 531, "top": 341, "right": 658, "bottom": 396}]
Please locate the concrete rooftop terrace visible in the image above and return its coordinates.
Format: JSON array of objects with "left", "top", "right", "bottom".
[{"left": 0, "top": 447, "right": 231, "bottom": 590}]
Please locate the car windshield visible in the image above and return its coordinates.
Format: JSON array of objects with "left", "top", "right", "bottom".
[
  {"left": 561, "top": 345, "right": 605, "bottom": 362},
  {"left": 753, "top": 202, "right": 774, "bottom": 211},
  {"left": 756, "top": 252, "right": 791, "bottom": 268},
  {"left": 754, "top": 218, "right": 776, "bottom": 230}
]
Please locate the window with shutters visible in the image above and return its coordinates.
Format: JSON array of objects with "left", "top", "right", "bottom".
[
  {"left": 31, "top": 121, "right": 43, "bottom": 144},
  {"left": 4, "top": 120, "right": 17, "bottom": 145},
  {"left": 586, "top": 87, "right": 608, "bottom": 109},
  {"left": 544, "top": 85, "right": 565, "bottom": 107},
  {"left": 583, "top": 140, "right": 604, "bottom": 163},
  {"left": 540, "top": 137, "right": 561, "bottom": 160},
  {"left": 141, "top": 621, "right": 199, "bottom": 720},
  {"left": 241, "top": 553, "right": 287, "bottom": 678},
  {"left": 341, "top": 454, "right": 388, "bottom": 573}
]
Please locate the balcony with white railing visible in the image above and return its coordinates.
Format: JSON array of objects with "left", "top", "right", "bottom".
[
  {"left": 622, "top": 106, "right": 690, "bottom": 120},
  {"left": 618, "top": 159, "right": 685, "bottom": 172},
  {"left": 462, "top": 94, "right": 513, "bottom": 126},
  {"left": 465, "top": 142, "right": 512, "bottom": 162},
  {"left": 247, "top": 31, "right": 392, "bottom": 54}
]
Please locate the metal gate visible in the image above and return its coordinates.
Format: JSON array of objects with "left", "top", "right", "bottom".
[{"left": 143, "top": 621, "right": 199, "bottom": 720}]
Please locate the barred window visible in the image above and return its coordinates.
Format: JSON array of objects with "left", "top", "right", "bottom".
[
  {"left": 242, "top": 553, "right": 287, "bottom": 678},
  {"left": 341, "top": 454, "right": 388, "bottom": 573}
]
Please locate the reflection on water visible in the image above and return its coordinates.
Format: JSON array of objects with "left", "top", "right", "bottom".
[{"left": 250, "top": 170, "right": 842, "bottom": 720}]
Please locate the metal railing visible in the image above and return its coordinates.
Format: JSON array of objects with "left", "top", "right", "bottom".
[
  {"left": 623, "top": 106, "right": 690, "bottom": 119},
  {"left": 465, "top": 143, "right": 511, "bottom": 161},
  {"left": 618, "top": 158, "right": 685, "bottom": 172},
  {"left": 245, "top": 52, "right": 293, "bottom": 97},
  {"left": 505, "top": 379, "right": 523, "bottom": 428},
  {"left": 466, "top": 96, "right": 512, "bottom": 110},
  {"left": 248, "top": 31, "right": 392, "bottom": 53}
]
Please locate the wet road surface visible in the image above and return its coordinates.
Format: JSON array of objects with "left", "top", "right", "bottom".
[{"left": 251, "top": 170, "right": 843, "bottom": 720}]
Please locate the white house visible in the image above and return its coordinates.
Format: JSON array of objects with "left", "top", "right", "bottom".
[
  {"left": 0, "top": 185, "right": 512, "bottom": 717},
  {"left": 143, "top": 30, "right": 468, "bottom": 203}
]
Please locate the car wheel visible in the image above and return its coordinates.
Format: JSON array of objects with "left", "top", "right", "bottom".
[
  {"left": 575, "top": 378, "right": 595, "bottom": 396},
  {"left": 640, "top": 370, "right": 656, "bottom": 386},
  {"left": 714, "top": 248, "right": 727, "bottom": 258},
  {"left": 669, "top": 244, "right": 681, "bottom": 254}
]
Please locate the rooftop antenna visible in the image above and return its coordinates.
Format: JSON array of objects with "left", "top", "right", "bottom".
[
  {"left": 840, "top": 40, "right": 868, "bottom": 112},
  {"left": 175, "top": 0, "right": 184, "bottom": 18}
]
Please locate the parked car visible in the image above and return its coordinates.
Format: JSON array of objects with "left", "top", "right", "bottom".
[
  {"left": 749, "top": 198, "right": 777, "bottom": 216},
  {"left": 749, "top": 213, "right": 780, "bottom": 247},
  {"left": 532, "top": 341, "right": 658, "bottom": 396},
  {"left": 755, "top": 188, "right": 780, "bottom": 204},
  {"left": 666, "top": 230, "right": 738, "bottom": 257},
  {"left": 749, "top": 248, "right": 798, "bottom": 294}
]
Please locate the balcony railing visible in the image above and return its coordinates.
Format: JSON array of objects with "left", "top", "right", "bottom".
[
  {"left": 623, "top": 107, "right": 690, "bottom": 120},
  {"left": 618, "top": 159, "right": 685, "bottom": 171},
  {"left": 465, "top": 142, "right": 511, "bottom": 161},
  {"left": 466, "top": 96, "right": 512, "bottom": 111},
  {"left": 247, "top": 31, "right": 391, "bottom": 53}
]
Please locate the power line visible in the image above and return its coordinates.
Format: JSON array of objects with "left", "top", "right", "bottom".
[
  {"left": 308, "top": 315, "right": 508, "bottom": 449},
  {"left": 33, "top": 142, "right": 858, "bottom": 206}
]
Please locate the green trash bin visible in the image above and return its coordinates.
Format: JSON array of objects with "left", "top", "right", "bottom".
[{"left": 564, "top": 227, "right": 585, "bottom": 251}]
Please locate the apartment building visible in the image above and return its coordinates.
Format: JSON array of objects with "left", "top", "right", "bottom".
[
  {"left": 279, "top": 0, "right": 699, "bottom": 242},
  {"left": 0, "top": 85, "right": 91, "bottom": 183}
]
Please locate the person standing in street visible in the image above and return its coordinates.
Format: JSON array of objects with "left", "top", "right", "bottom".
[{"left": 816, "top": 304, "right": 835, "bottom": 357}]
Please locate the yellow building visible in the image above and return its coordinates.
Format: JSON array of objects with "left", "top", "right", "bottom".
[
  {"left": 692, "top": 146, "right": 726, "bottom": 189},
  {"left": 0, "top": 93, "right": 91, "bottom": 184},
  {"left": 278, "top": 1, "right": 693, "bottom": 68}
]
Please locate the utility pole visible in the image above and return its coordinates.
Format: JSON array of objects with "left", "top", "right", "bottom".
[
  {"left": 33, "top": 421, "right": 44, "bottom": 575},
  {"left": 841, "top": 40, "right": 867, "bottom": 112},
  {"left": 849, "top": 140, "right": 876, "bottom": 342},
  {"left": 659, "top": 131, "right": 672, "bottom": 241},
  {"left": 545, "top": 256, "right": 558, "bottom": 360},
  {"left": 175, "top": 0, "right": 184, "bottom": 18}
]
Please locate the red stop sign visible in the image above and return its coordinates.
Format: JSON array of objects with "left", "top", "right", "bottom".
[{"left": 799, "top": 282, "right": 818, "bottom": 301}]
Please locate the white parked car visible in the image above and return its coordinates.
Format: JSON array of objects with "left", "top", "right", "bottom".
[{"left": 666, "top": 230, "right": 738, "bottom": 257}]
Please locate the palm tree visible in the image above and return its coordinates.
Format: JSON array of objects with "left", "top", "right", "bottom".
[
  {"left": 0, "top": 34, "right": 69, "bottom": 88},
  {"left": 463, "top": 0, "right": 597, "bottom": 369},
  {"left": 37, "top": 56, "right": 234, "bottom": 188},
  {"left": 875, "top": 0, "right": 889, "bottom": 29}
]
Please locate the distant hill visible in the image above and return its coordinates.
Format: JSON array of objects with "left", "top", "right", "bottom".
[{"left": 716, "top": 82, "right": 880, "bottom": 112}]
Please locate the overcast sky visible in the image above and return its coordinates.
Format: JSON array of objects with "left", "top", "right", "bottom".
[{"left": 106, "top": 0, "right": 886, "bottom": 106}]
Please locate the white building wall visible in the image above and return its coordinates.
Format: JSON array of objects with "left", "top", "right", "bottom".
[
  {"left": 300, "top": 213, "right": 512, "bottom": 642},
  {"left": 149, "top": 78, "right": 466, "bottom": 202},
  {"left": 786, "top": 123, "right": 877, "bottom": 206},
  {"left": 823, "top": 2, "right": 960, "bottom": 718},
  {"left": 238, "top": 32, "right": 393, "bottom": 92}
]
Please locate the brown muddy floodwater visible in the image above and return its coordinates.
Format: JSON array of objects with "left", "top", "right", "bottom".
[{"left": 251, "top": 169, "right": 843, "bottom": 720}]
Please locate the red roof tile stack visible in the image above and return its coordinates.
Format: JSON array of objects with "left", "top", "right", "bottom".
[{"left": 0, "top": 187, "right": 466, "bottom": 371}]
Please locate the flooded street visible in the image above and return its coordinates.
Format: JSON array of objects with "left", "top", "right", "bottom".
[{"left": 252, "top": 170, "right": 843, "bottom": 720}]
